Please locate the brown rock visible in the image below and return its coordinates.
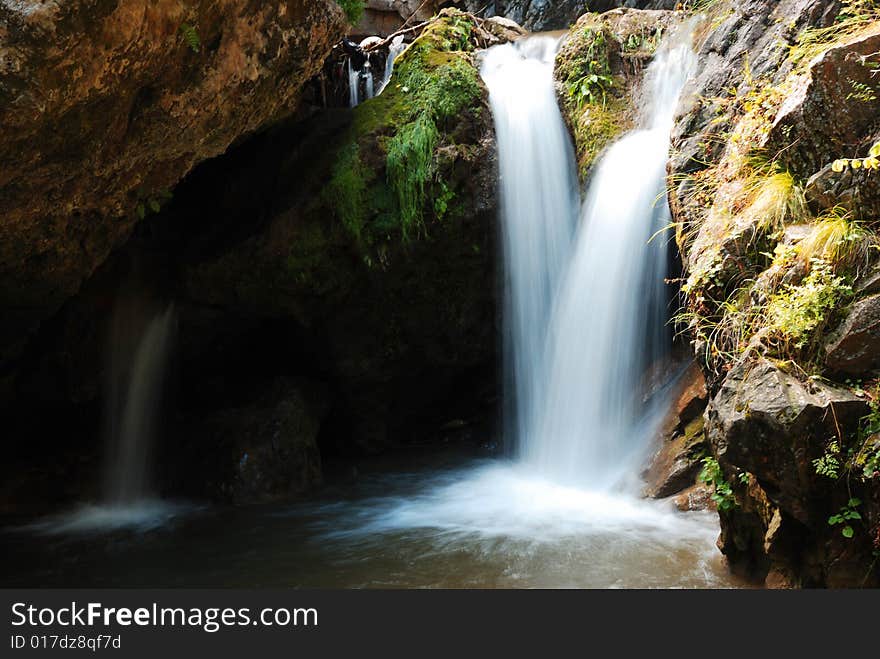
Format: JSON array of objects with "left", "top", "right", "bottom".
[
  {"left": 0, "top": 0, "right": 347, "bottom": 370},
  {"left": 673, "top": 483, "right": 715, "bottom": 512},
  {"left": 643, "top": 416, "right": 706, "bottom": 499}
]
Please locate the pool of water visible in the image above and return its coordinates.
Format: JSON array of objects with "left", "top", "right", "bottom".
[{"left": 1, "top": 453, "right": 745, "bottom": 588}]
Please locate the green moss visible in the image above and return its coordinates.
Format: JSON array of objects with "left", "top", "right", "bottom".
[
  {"left": 325, "top": 9, "right": 484, "bottom": 244},
  {"left": 570, "top": 90, "right": 630, "bottom": 179}
]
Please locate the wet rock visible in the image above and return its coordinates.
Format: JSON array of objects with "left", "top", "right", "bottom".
[{"left": 824, "top": 294, "right": 880, "bottom": 376}]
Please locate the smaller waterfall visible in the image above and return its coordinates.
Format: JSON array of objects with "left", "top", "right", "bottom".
[
  {"left": 105, "top": 305, "right": 176, "bottom": 503},
  {"left": 379, "top": 35, "right": 407, "bottom": 94},
  {"left": 348, "top": 59, "right": 360, "bottom": 107},
  {"left": 363, "top": 62, "right": 375, "bottom": 101}
]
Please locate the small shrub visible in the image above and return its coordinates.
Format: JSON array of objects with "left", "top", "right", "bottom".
[
  {"left": 766, "top": 258, "right": 853, "bottom": 351},
  {"left": 699, "top": 456, "right": 738, "bottom": 512}
]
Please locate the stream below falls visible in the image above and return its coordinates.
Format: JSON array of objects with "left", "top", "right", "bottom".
[{"left": 2, "top": 449, "right": 745, "bottom": 588}]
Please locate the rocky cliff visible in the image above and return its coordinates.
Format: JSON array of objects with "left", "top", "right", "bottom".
[{"left": 669, "top": 0, "right": 880, "bottom": 586}]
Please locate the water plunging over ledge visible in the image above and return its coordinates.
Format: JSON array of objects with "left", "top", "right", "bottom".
[{"left": 5, "top": 33, "right": 739, "bottom": 588}]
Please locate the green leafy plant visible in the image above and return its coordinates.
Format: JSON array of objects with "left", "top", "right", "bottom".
[
  {"left": 766, "top": 258, "right": 853, "bottom": 351},
  {"left": 829, "top": 497, "right": 862, "bottom": 538},
  {"left": 813, "top": 440, "right": 842, "bottom": 480},
  {"left": 179, "top": 23, "right": 201, "bottom": 53},
  {"left": 699, "top": 456, "right": 738, "bottom": 512},
  {"left": 134, "top": 189, "right": 172, "bottom": 220}
]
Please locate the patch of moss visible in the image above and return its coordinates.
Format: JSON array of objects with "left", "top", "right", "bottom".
[
  {"left": 570, "top": 90, "right": 630, "bottom": 179},
  {"left": 324, "top": 9, "right": 484, "bottom": 244}
]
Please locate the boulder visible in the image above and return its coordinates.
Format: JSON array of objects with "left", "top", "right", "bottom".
[
  {"left": 706, "top": 358, "right": 867, "bottom": 524},
  {"left": 767, "top": 28, "right": 880, "bottom": 181},
  {"left": 175, "top": 378, "right": 330, "bottom": 504},
  {"left": 824, "top": 294, "right": 880, "bottom": 376},
  {"left": 0, "top": 0, "right": 347, "bottom": 381}
]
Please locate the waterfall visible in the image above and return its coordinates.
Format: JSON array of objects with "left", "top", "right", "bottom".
[
  {"left": 480, "top": 36, "right": 580, "bottom": 452},
  {"left": 379, "top": 35, "right": 407, "bottom": 94},
  {"left": 348, "top": 59, "right": 360, "bottom": 108},
  {"left": 364, "top": 62, "right": 375, "bottom": 102},
  {"left": 104, "top": 304, "right": 176, "bottom": 503},
  {"left": 484, "top": 36, "right": 696, "bottom": 490}
]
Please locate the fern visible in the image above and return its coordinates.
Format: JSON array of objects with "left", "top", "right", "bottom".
[{"left": 180, "top": 23, "right": 201, "bottom": 53}]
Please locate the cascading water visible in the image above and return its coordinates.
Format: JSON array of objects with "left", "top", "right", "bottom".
[
  {"left": 479, "top": 36, "right": 580, "bottom": 450},
  {"left": 348, "top": 59, "right": 360, "bottom": 108},
  {"left": 378, "top": 35, "right": 407, "bottom": 94},
  {"left": 524, "top": 42, "right": 698, "bottom": 490},
  {"left": 104, "top": 304, "right": 176, "bottom": 504},
  {"left": 29, "top": 300, "right": 184, "bottom": 534}
]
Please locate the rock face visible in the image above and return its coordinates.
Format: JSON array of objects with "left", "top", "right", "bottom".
[
  {"left": 356, "top": 1, "right": 442, "bottom": 36},
  {"left": 643, "top": 362, "right": 709, "bottom": 500},
  {"left": 824, "top": 294, "right": 880, "bottom": 375},
  {"left": 670, "top": 0, "right": 880, "bottom": 585},
  {"left": 704, "top": 358, "right": 880, "bottom": 586},
  {"left": 706, "top": 359, "right": 867, "bottom": 523},
  {"left": 0, "top": 0, "right": 347, "bottom": 384}
]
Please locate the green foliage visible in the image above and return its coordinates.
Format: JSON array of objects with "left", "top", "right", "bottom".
[
  {"left": 560, "top": 26, "right": 614, "bottom": 110},
  {"left": 828, "top": 497, "right": 862, "bottom": 538},
  {"left": 766, "top": 258, "right": 853, "bottom": 351},
  {"left": 323, "top": 11, "right": 482, "bottom": 244},
  {"left": 336, "top": 0, "right": 365, "bottom": 24},
  {"left": 386, "top": 113, "right": 439, "bottom": 239},
  {"left": 813, "top": 440, "right": 842, "bottom": 480},
  {"left": 433, "top": 181, "right": 455, "bottom": 220},
  {"left": 379, "top": 16, "right": 481, "bottom": 238},
  {"left": 699, "top": 457, "right": 738, "bottom": 512},
  {"left": 179, "top": 23, "right": 201, "bottom": 53}
]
